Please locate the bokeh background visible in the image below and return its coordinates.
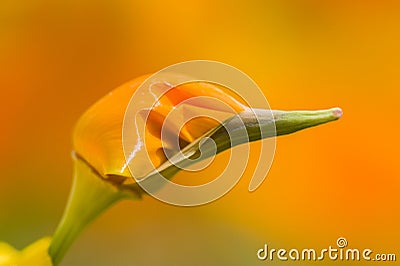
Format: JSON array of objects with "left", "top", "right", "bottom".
[{"left": 1, "top": 1, "right": 399, "bottom": 265}]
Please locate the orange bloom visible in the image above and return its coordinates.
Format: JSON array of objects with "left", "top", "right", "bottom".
[{"left": 73, "top": 75, "right": 246, "bottom": 179}]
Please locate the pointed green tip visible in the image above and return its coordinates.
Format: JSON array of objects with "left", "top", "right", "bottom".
[
  {"left": 207, "top": 107, "right": 343, "bottom": 154},
  {"left": 271, "top": 107, "right": 343, "bottom": 136}
]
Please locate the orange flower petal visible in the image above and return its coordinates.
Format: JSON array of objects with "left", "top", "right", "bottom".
[{"left": 73, "top": 75, "right": 247, "bottom": 179}]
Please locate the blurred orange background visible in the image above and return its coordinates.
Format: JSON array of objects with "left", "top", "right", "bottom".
[{"left": 1, "top": 1, "right": 399, "bottom": 265}]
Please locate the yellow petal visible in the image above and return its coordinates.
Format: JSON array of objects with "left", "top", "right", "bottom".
[
  {"left": 0, "top": 242, "right": 17, "bottom": 264},
  {"left": 0, "top": 237, "right": 52, "bottom": 266}
]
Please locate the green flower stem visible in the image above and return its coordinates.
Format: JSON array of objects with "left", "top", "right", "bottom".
[{"left": 48, "top": 155, "right": 139, "bottom": 265}]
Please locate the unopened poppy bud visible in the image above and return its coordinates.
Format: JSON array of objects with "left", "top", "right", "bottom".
[{"left": 49, "top": 74, "right": 342, "bottom": 265}]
